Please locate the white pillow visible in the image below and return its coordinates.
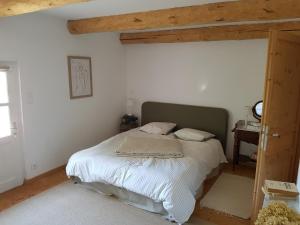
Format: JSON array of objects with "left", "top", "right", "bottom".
[
  {"left": 139, "top": 122, "right": 176, "bottom": 135},
  {"left": 174, "top": 128, "right": 215, "bottom": 141}
]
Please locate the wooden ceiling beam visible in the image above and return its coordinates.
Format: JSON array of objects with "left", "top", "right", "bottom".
[
  {"left": 68, "top": 0, "right": 300, "bottom": 34},
  {"left": 120, "top": 21, "right": 300, "bottom": 44},
  {"left": 0, "top": 0, "right": 89, "bottom": 17}
]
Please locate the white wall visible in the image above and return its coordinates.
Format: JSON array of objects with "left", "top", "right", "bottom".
[
  {"left": 0, "top": 13, "right": 126, "bottom": 179},
  {"left": 125, "top": 40, "right": 268, "bottom": 158}
]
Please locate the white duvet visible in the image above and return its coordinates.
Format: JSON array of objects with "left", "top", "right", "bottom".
[{"left": 66, "top": 129, "right": 227, "bottom": 224}]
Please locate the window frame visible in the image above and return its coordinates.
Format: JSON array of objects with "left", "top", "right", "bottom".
[{"left": 0, "top": 70, "right": 12, "bottom": 141}]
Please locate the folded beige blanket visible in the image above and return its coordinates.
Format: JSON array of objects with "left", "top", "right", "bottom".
[{"left": 116, "top": 136, "right": 183, "bottom": 158}]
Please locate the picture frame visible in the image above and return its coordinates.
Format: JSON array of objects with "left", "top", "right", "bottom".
[{"left": 67, "top": 56, "right": 93, "bottom": 99}]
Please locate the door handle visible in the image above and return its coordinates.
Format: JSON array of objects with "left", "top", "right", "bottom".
[{"left": 11, "top": 122, "right": 17, "bottom": 136}]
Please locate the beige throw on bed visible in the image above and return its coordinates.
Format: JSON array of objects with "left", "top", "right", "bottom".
[{"left": 116, "top": 136, "right": 183, "bottom": 158}]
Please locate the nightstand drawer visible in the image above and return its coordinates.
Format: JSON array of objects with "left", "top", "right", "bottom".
[{"left": 235, "top": 129, "right": 260, "bottom": 145}]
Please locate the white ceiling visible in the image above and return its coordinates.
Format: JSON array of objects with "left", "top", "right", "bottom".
[{"left": 44, "top": 0, "right": 234, "bottom": 20}]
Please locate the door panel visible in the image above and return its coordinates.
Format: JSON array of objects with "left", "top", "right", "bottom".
[
  {"left": 252, "top": 31, "right": 300, "bottom": 221},
  {"left": 0, "top": 63, "right": 24, "bottom": 193}
]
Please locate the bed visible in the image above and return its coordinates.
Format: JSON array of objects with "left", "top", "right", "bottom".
[{"left": 66, "top": 102, "right": 228, "bottom": 224}]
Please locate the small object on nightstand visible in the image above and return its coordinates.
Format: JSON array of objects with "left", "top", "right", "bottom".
[
  {"left": 120, "top": 114, "right": 138, "bottom": 133},
  {"left": 232, "top": 120, "right": 260, "bottom": 170}
]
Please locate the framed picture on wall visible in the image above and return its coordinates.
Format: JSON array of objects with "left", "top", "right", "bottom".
[{"left": 67, "top": 56, "right": 93, "bottom": 99}]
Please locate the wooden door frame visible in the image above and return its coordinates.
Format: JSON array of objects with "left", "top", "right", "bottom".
[
  {"left": 251, "top": 31, "right": 274, "bottom": 223},
  {"left": 291, "top": 112, "right": 300, "bottom": 181}
]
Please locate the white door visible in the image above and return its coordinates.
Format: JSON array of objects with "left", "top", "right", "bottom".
[{"left": 0, "top": 63, "right": 24, "bottom": 193}]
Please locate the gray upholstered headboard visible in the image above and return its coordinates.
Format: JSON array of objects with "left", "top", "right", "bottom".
[{"left": 141, "top": 102, "right": 228, "bottom": 151}]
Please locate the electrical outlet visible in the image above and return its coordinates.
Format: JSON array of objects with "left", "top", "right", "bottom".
[{"left": 31, "top": 163, "right": 37, "bottom": 171}]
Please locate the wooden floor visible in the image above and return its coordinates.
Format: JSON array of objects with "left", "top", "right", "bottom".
[
  {"left": 194, "top": 164, "right": 255, "bottom": 225},
  {"left": 0, "top": 166, "right": 67, "bottom": 211},
  {"left": 0, "top": 164, "right": 255, "bottom": 225}
]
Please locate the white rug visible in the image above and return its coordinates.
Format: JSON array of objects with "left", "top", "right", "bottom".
[
  {"left": 0, "top": 182, "right": 215, "bottom": 225},
  {"left": 201, "top": 173, "right": 254, "bottom": 219}
]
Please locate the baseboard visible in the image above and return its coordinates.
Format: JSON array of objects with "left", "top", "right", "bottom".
[
  {"left": 0, "top": 177, "right": 22, "bottom": 193},
  {"left": 24, "top": 165, "right": 66, "bottom": 185}
]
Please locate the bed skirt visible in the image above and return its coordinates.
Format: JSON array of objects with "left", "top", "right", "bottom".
[{"left": 70, "top": 165, "right": 220, "bottom": 216}]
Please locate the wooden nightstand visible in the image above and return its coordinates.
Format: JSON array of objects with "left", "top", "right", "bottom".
[
  {"left": 232, "top": 120, "right": 260, "bottom": 170},
  {"left": 119, "top": 123, "right": 138, "bottom": 133}
]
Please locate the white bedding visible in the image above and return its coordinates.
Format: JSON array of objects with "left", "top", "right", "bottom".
[{"left": 66, "top": 129, "right": 227, "bottom": 224}]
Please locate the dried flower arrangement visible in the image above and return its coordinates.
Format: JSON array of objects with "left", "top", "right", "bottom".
[{"left": 255, "top": 201, "right": 300, "bottom": 225}]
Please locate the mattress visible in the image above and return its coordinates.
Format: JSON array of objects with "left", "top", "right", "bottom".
[{"left": 66, "top": 129, "right": 227, "bottom": 223}]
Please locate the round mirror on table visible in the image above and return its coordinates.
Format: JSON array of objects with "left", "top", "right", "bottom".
[{"left": 252, "top": 100, "right": 263, "bottom": 121}]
